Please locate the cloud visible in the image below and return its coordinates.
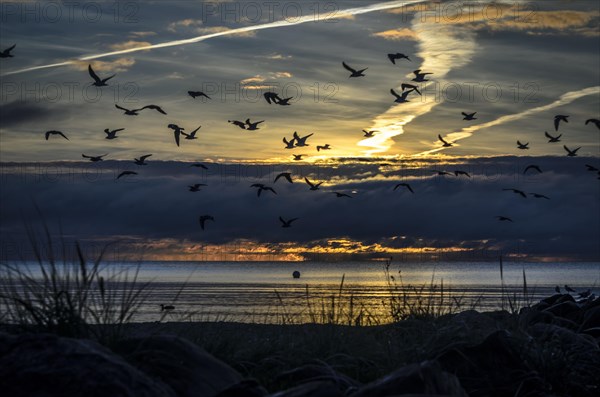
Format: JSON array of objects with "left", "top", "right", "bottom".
[
  {"left": 71, "top": 57, "right": 136, "bottom": 73},
  {"left": 108, "top": 41, "right": 153, "bottom": 51},
  {"left": 240, "top": 72, "right": 293, "bottom": 88},
  {"left": 129, "top": 31, "right": 157, "bottom": 38},
  {"left": 371, "top": 28, "right": 418, "bottom": 40},
  {"left": 168, "top": 19, "right": 202, "bottom": 32},
  {"left": 0, "top": 101, "right": 56, "bottom": 128}
]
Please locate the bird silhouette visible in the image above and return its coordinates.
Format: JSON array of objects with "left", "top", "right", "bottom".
[
  {"left": 293, "top": 132, "right": 313, "bottom": 147},
  {"left": 401, "top": 83, "right": 421, "bottom": 95},
  {"left": 503, "top": 188, "right": 527, "bottom": 198},
  {"left": 317, "top": 144, "right": 331, "bottom": 151},
  {"left": 390, "top": 88, "right": 413, "bottom": 103},
  {"left": 228, "top": 120, "right": 246, "bottom": 129},
  {"left": 496, "top": 216, "right": 513, "bottom": 222},
  {"left": 0, "top": 44, "right": 16, "bottom": 58},
  {"left": 274, "top": 172, "right": 293, "bottom": 184},
  {"left": 167, "top": 124, "right": 185, "bottom": 147},
  {"left": 585, "top": 164, "right": 599, "bottom": 172},
  {"left": 454, "top": 170, "right": 471, "bottom": 178},
  {"left": 246, "top": 118, "right": 264, "bottom": 130},
  {"left": 199, "top": 215, "right": 215, "bottom": 230},
  {"left": 45, "top": 130, "right": 69, "bottom": 140},
  {"left": 363, "top": 130, "right": 378, "bottom": 138},
  {"left": 181, "top": 126, "right": 201, "bottom": 140},
  {"left": 250, "top": 183, "right": 277, "bottom": 197},
  {"left": 280, "top": 216, "right": 298, "bottom": 228},
  {"left": 190, "top": 163, "right": 208, "bottom": 169},
  {"left": 517, "top": 141, "right": 529, "bottom": 150},
  {"left": 264, "top": 92, "right": 282, "bottom": 104},
  {"left": 342, "top": 61, "right": 367, "bottom": 77},
  {"left": 305, "top": 177, "right": 322, "bottom": 190},
  {"left": 388, "top": 53, "right": 410, "bottom": 64},
  {"left": 115, "top": 104, "right": 166, "bottom": 115},
  {"left": 332, "top": 192, "right": 352, "bottom": 198},
  {"left": 563, "top": 145, "right": 580, "bottom": 157},
  {"left": 160, "top": 304, "right": 175, "bottom": 311},
  {"left": 82, "top": 154, "right": 107, "bottom": 162},
  {"left": 585, "top": 118, "right": 600, "bottom": 130},
  {"left": 412, "top": 69, "right": 432, "bottom": 82},
  {"left": 104, "top": 128, "right": 124, "bottom": 139},
  {"left": 462, "top": 112, "right": 477, "bottom": 120},
  {"left": 433, "top": 170, "right": 453, "bottom": 176},
  {"left": 116, "top": 171, "right": 137, "bottom": 179},
  {"left": 293, "top": 154, "right": 305, "bottom": 161},
  {"left": 524, "top": 165, "right": 542, "bottom": 174},
  {"left": 277, "top": 97, "right": 293, "bottom": 106},
  {"left": 188, "top": 91, "right": 210, "bottom": 99},
  {"left": 529, "top": 193, "right": 550, "bottom": 199},
  {"left": 438, "top": 135, "right": 453, "bottom": 147},
  {"left": 554, "top": 115, "right": 569, "bottom": 131},
  {"left": 283, "top": 136, "right": 296, "bottom": 149},
  {"left": 88, "top": 64, "right": 115, "bottom": 87},
  {"left": 393, "top": 183, "right": 414, "bottom": 193},
  {"left": 544, "top": 131, "right": 561, "bottom": 143},
  {"left": 134, "top": 154, "right": 152, "bottom": 165},
  {"left": 188, "top": 184, "right": 207, "bottom": 192}
]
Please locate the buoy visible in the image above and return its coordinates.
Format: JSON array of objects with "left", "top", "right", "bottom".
[{"left": 292, "top": 270, "right": 301, "bottom": 279}]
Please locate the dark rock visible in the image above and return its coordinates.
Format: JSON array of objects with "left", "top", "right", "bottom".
[
  {"left": 543, "top": 301, "right": 583, "bottom": 323},
  {"left": 540, "top": 293, "right": 573, "bottom": 306},
  {"left": 580, "top": 306, "right": 600, "bottom": 332},
  {"left": 115, "top": 334, "right": 242, "bottom": 397},
  {"left": 268, "top": 380, "right": 344, "bottom": 397},
  {"left": 275, "top": 363, "right": 359, "bottom": 394},
  {"left": 0, "top": 332, "right": 175, "bottom": 397},
  {"left": 350, "top": 360, "right": 467, "bottom": 397}
]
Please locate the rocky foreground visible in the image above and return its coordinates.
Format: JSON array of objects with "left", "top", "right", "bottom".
[{"left": 1, "top": 293, "right": 599, "bottom": 397}]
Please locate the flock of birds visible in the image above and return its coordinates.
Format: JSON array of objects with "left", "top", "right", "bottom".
[{"left": 2, "top": 43, "right": 599, "bottom": 230}]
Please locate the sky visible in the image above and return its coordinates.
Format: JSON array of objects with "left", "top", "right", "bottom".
[{"left": 0, "top": 0, "right": 599, "bottom": 262}]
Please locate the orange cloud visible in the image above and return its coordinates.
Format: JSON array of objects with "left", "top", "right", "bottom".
[
  {"left": 372, "top": 27, "right": 418, "bottom": 41},
  {"left": 108, "top": 40, "right": 152, "bottom": 51}
]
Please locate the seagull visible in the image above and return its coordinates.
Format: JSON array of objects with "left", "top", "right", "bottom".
[
  {"left": 454, "top": 170, "right": 471, "bottom": 178},
  {"left": 246, "top": 118, "right": 264, "bottom": 130},
  {"left": 277, "top": 97, "right": 293, "bottom": 106},
  {"left": 517, "top": 141, "right": 529, "bottom": 150},
  {"left": 88, "top": 64, "right": 115, "bottom": 87},
  {"left": 412, "top": 69, "right": 432, "bottom": 82},
  {"left": 544, "top": 131, "right": 561, "bottom": 143},
  {"left": 564, "top": 285, "right": 576, "bottom": 293},
  {"left": 332, "top": 192, "right": 352, "bottom": 198},
  {"left": 160, "top": 304, "right": 175, "bottom": 312},
  {"left": 116, "top": 171, "right": 137, "bottom": 179},
  {"left": 264, "top": 92, "right": 282, "bottom": 104},
  {"left": 554, "top": 115, "right": 569, "bottom": 131},
  {"left": 317, "top": 144, "right": 331, "bottom": 151},
  {"left": 0, "top": 44, "right": 16, "bottom": 58},
  {"left": 563, "top": 145, "right": 580, "bottom": 157},
  {"left": 104, "top": 128, "right": 124, "bottom": 139},
  {"left": 279, "top": 216, "right": 299, "bottom": 228},
  {"left": 433, "top": 170, "right": 453, "bottom": 176},
  {"left": 462, "top": 112, "right": 477, "bottom": 121},
  {"left": 438, "top": 135, "right": 453, "bottom": 147},
  {"left": 190, "top": 163, "right": 208, "bottom": 169},
  {"left": 115, "top": 104, "right": 166, "bottom": 115},
  {"left": 390, "top": 88, "right": 413, "bottom": 103},
  {"left": 388, "top": 53, "right": 410, "bottom": 64},
  {"left": 274, "top": 172, "right": 293, "bottom": 184},
  {"left": 293, "top": 132, "right": 313, "bottom": 147},
  {"left": 293, "top": 154, "right": 305, "bottom": 161},
  {"left": 585, "top": 118, "right": 600, "bottom": 130},
  {"left": 524, "top": 165, "right": 542, "bottom": 174},
  {"left": 134, "top": 154, "right": 152, "bottom": 165},
  {"left": 578, "top": 289, "right": 592, "bottom": 298},
  {"left": 82, "top": 154, "right": 107, "bottom": 162},
  {"left": 393, "top": 183, "right": 414, "bottom": 193},
  {"left": 181, "top": 126, "right": 201, "bottom": 140},
  {"left": 283, "top": 136, "right": 296, "bottom": 149},
  {"left": 188, "top": 91, "right": 211, "bottom": 99},
  {"left": 554, "top": 285, "right": 561, "bottom": 294},
  {"left": 45, "top": 130, "right": 69, "bottom": 140},
  {"left": 496, "top": 216, "right": 513, "bottom": 222},
  {"left": 529, "top": 193, "right": 550, "bottom": 199},
  {"left": 401, "top": 83, "right": 421, "bottom": 95},
  {"left": 189, "top": 183, "right": 207, "bottom": 192},
  {"left": 250, "top": 183, "right": 277, "bottom": 197},
  {"left": 167, "top": 124, "right": 185, "bottom": 147},
  {"left": 585, "top": 164, "right": 599, "bottom": 172},
  {"left": 342, "top": 61, "right": 367, "bottom": 77},
  {"left": 363, "top": 130, "right": 378, "bottom": 138},
  {"left": 305, "top": 177, "right": 322, "bottom": 190},
  {"left": 199, "top": 215, "right": 214, "bottom": 230},
  {"left": 503, "top": 188, "right": 527, "bottom": 198}
]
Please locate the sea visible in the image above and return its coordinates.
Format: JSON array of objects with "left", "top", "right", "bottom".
[{"left": 5, "top": 261, "right": 600, "bottom": 324}]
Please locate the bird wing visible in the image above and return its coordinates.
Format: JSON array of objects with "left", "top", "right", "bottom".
[
  {"left": 438, "top": 135, "right": 448, "bottom": 144},
  {"left": 279, "top": 216, "right": 286, "bottom": 225},
  {"left": 88, "top": 64, "right": 102, "bottom": 83},
  {"left": 406, "top": 184, "right": 414, "bottom": 193},
  {"left": 544, "top": 131, "right": 552, "bottom": 139},
  {"left": 102, "top": 74, "right": 116, "bottom": 83},
  {"left": 304, "top": 177, "right": 314, "bottom": 187},
  {"left": 390, "top": 88, "right": 400, "bottom": 98},
  {"left": 115, "top": 104, "right": 129, "bottom": 112},
  {"left": 82, "top": 154, "right": 92, "bottom": 159},
  {"left": 140, "top": 154, "right": 152, "bottom": 161},
  {"left": 5, "top": 44, "right": 16, "bottom": 52},
  {"left": 173, "top": 129, "right": 180, "bottom": 147},
  {"left": 342, "top": 62, "right": 356, "bottom": 73},
  {"left": 188, "top": 126, "right": 201, "bottom": 136},
  {"left": 554, "top": 117, "right": 560, "bottom": 131},
  {"left": 140, "top": 105, "right": 167, "bottom": 114},
  {"left": 45, "top": 131, "right": 51, "bottom": 140},
  {"left": 387, "top": 54, "right": 396, "bottom": 64}
]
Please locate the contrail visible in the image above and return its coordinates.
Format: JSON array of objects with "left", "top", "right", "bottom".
[
  {"left": 2, "top": 0, "right": 428, "bottom": 76},
  {"left": 415, "top": 86, "right": 600, "bottom": 156}
]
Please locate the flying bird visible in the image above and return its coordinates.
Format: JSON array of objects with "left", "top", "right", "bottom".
[
  {"left": 264, "top": 92, "right": 282, "bottom": 104},
  {"left": 317, "top": 144, "right": 331, "bottom": 151},
  {"left": 160, "top": 304, "right": 175, "bottom": 312},
  {"left": 134, "top": 154, "right": 152, "bottom": 165},
  {"left": 390, "top": 88, "right": 413, "bottom": 103},
  {"left": 274, "top": 172, "right": 293, "bottom": 184},
  {"left": 332, "top": 192, "right": 352, "bottom": 198},
  {"left": 433, "top": 170, "right": 453, "bottom": 176},
  {"left": 88, "top": 64, "right": 115, "bottom": 87},
  {"left": 181, "top": 125, "right": 201, "bottom": 140},
  {"left": 393, "top": 183, "right": 414, "bottom": 193},
  {"left": 0, "top": 44, "right": 16, "bottom": 58},
  {"left": 554, "top": 115, "right": 568, "bottom": 131},
  {"left": 363, "top": 130, "right": 378, "bottom": 138},
  {"left": 246, "top": 118, "right": 264, "bottom": 130},
  {"left": 524, "top": 165, "right": 542, "bottom": 174},
  {"left": 189, "top": 183, "right": 207, "bottom": 192},
  {"left": 188, "top": 91, "right": 210, "bottom": 99},
  {"left": 293, "top": 154, "right": 305, "bottom": 161},
  {"left": 190, "top": 163, "right": 208, "bottom": 169},
  {"left": 585, "top": 118, "right": 600, "bottom": 130},
  {"left": 529, "top": 193, "right": 550, "bottom": 199},
  {"left": 115, "top": 104, "right": 166, "bottom": 115},
  {"left": 283, "top": 136, "right": 296, "bottom": 149},
  {"left": 304, "top": 177, "right": 322, "bottom": 190},
  {"left": 388, "top": 53, "right": 410, "bottom": 64},
  {"left": 342, "top": 61, "right": 367, "bottom": 77},
  {"left": 45, "top": 130, "right": 69, "bottom": 140},
  {"left": 167, "top": 124, "right": 185, "bottom": 147},
  {"left": 563, "top": 145, "right": 580, "bottom": 157},
  {"left": 401, "top": 83, "right": 421, "bottom": 95},
  {"left": 250, "top": 183, "right": 277, "bottom": 197},
  {"left": 503, "top": 188, "right": 527, "bottom": 198},
  {"left": 279, "top": 216, "right": 298, "bottom": 228},
  {"left": 199, "top": 215, "right": 214, "bottom": 230},
  {"left": 544, "top": 131, "right": 561, "bottom": 143},
  {"left": 454, "top": 170, "right": 471, "bottom": 178},
  {"left": 116, "top": 171, "right": 137, "bottom": 179},
  {"left": 104, "top": 128, "right": 124, "bottom": 139},
  {"left": 277, "top": 97, "right": 293, "bottom": 106},
  {"left": 496, "top": 216, "right": 513, "bottom": 222},
  {"left": 462, "top": 112, "right": 477, "bottom": 121},
  {"left": 585, "top": 164, "right": 599, "bottom": 172},
  {"left": 412, "top": 69, "right": 432, "bottom": 82},
  {"left": 82, "top": 154, "right": 107, "bottom": 162},
  {"left": 517, "top": 141, "right": 529, "bottom": 150},
  {"left": 293, "top": 131, "right": 313, "bottom": 146},
  {"left": 438, "top": 134, "right": 453, "bottom": 147}
]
